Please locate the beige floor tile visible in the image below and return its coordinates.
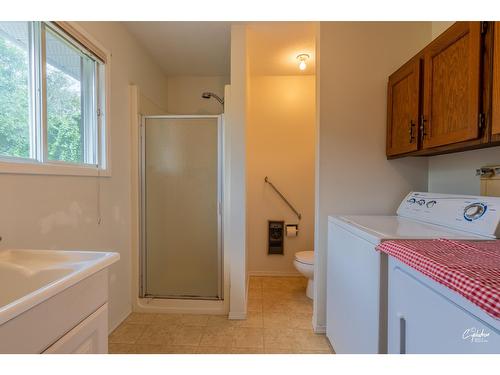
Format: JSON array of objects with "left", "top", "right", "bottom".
[
  {"left": 299, "top": 350, "right": 334, "bottom": 354},
  {"left": 247, "top": 297, "right": 263, "bottom": 312},
  {"left": 153, "top": 313, "right": 184, "bottom": 326},
  {"left": 236, "top": 312, "right": 263, "bottom": 328},
  {"left": 248, "top": 277, "right": 263, "bottom": 290},
  {"left": 206, "top": 315, "right": 238, "bottom": 328},
  {"left": 288, "top": 313, "right": 313, "bottom": 330},
  {"left": 109, "top": 323, "right": 148, "bottom": 344},
  {"left": 264, "top": 348, "right": 296, "bottom": 354},
  {"left": 296, "top": 330, "right": 332, "bottom": 351},
  {"left": 262, "top": 277, "right": 306, "bottom": 291},
  {"left": 262, "top": 288, "right": 308, "bottom": 301},
  {"left": 171, "top": 326, "right": 204, "bottom": 346},
  {"left": 179, "top": 314, "right": 210, "bottom": 327},
  {"left": 232, "top": 327, "right": 264, "bottom": 349},
  {"left": 263, "top": 328, "right": 301, "bottom": 350},
  {"left": 129, "top": 344, "right": 166, "bottom": 354},
  {"left": 262, "top": 298, "right": 290, "bottom": 313},
  {"left": 108, "top": 343, "right": 135, "bottom": 354},
  {"left": 108, "top": 276, "right": 330, "bottom": 355},
  {"left": 124, "top": 312, "right": 158, "bottom": 325},
  {"left": 248, "top": 287, "right": 263, "bottom": 299},
  {"left": 199, "top": 326, "right": 235, "bottom": 347},
  {"left": 231, "top": 347, "right": 264, "bottom": 354},
  {"left": 196, "top": 346, "right": 232, "bottom": 354},
  {"left": 263, "top": 312, "right": 290, "bottom": 328},
  {"left": 289, "top": 302, "right": 313, "bottom": 315},
  {"left": 160, "top": 345, "right": 199, "bottom": 354},
  {"left": 136, "top": 325, "right": 176, "bottom": 345}
]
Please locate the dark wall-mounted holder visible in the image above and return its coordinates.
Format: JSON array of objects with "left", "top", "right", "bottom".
[{"left": 268, "top": 220, "right": 284, "bottom": 255}]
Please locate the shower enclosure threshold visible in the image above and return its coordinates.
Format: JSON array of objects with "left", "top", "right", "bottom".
[{"left": 135, "top": 296, "right": 227, "bottom": 315}]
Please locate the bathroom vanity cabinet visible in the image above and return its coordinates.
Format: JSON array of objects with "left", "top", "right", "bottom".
[
  {"left": 0, "top": 270, "right": 110, "bottom": 354},
  {"left": 0, "top": 249, "right": 118, "bottom": 354},
  {"left": 387, "top": 21, "right": 500, "bottom": 158}
]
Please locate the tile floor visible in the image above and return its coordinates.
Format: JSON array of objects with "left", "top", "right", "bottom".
[{"left": 109, "top": 276, "right": 334, "bottom": 354}]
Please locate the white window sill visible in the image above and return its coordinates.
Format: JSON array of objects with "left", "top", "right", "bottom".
[{"left": 0, "top": 160, "right": 110, "bottom": 177}]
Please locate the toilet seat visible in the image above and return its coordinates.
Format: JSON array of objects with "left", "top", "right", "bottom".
[{"left": 294, "top": 251, "right": 314, "bottom": 265}]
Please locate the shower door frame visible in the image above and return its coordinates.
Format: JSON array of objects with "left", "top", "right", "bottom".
[{"left": 139, "top": 114, "right": 224, "bottom": 300}]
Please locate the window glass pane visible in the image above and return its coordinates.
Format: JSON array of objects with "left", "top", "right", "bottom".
[
  {"left": 45, "top": 27, "right": 88, "bottom": 164},
  {"left": 0, "top": 22, "right": 32, "bottom": 159}
]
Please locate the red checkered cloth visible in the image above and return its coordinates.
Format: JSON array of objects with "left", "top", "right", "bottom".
[{"left": 376, "top": 239, "right": 500, "bottom": 320}]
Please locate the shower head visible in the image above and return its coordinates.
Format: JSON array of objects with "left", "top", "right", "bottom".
[{"left": 201, "top": 92, "right": 224, "bottom": 107}]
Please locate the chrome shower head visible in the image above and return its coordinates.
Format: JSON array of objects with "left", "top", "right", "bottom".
[{"left": 201, "top": 92, "right": 224, "bottom": 107}]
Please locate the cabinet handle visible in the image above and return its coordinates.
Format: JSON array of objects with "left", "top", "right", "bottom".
[
  {"left": 400, "top": 316, "right": 406, "bottom": 354},
  {"left": 419, "top": 115, "right": 428, "bottom": 140},
  {"left": 409, "top": 120, "right": 416, "bottom": 143}
]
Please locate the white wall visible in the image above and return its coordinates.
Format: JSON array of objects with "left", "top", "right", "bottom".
[
  {"left": 427, "top": 21, "right": 500, "bottom": 196},
  {"left": 247, "top": 75, "right": 315, "bottom": 275},
  {"left": 226, "top": 25, "right": 248, "bottom": 319},
  {"left": 0, "top": 21, "right": 169, "bottom": 331},
  {"left": 428, "top": 148, "right": 500, "bottom": 195},
  {"left": 167, "top": 75, "right": 229, "bottom": 115},
  {"left": 315, "top": 22, "right": 432, "bottom": 331}
]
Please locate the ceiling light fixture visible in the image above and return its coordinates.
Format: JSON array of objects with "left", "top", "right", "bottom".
[{"left": 296, "top": 53, "right": 310, "bottom": 71}]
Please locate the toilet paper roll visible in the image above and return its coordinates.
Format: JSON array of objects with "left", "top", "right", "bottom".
[{"left": 286, "top": 225, "right": 298, "bottom": 237}]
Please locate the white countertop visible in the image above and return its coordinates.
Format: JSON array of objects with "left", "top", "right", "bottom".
[{"left": 0, "top": 249, "right": 119, "bottom": 325}]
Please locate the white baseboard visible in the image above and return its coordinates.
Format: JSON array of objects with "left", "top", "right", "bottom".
[
  {"left": 247, "top": 270, "right": 302, "bottom": 277},
  {"left": 313, "top": 324, "right": 326, "bottom": 334},
  {"left": 228, "top": 311, "right": 247, "bottom": 320}
]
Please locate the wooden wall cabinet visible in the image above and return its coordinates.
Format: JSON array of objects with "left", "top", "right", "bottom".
[
  {"left": 492, "top": 22, "right": 500, "bottom": 141},
  {"left": 387, "top": 21, "right": 500, "bottom": 158},
  {"left": 386, "top": 59, "right": 421, "bottom": 156},
  {"left": 422, "top": 22, "right": 482, "bottom": 149}
]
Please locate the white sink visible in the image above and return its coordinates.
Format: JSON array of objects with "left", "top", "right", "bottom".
[{"left": 0, "top": 249, "right": 119, "bottom": 326}]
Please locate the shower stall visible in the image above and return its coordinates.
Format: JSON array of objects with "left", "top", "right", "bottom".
[{"left": 139, "top": 115, "right": 223, "bottom": 302}]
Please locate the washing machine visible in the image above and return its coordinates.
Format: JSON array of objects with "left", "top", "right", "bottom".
[{"left": 326, "top": 192, "right": 500, "bottom": 354}]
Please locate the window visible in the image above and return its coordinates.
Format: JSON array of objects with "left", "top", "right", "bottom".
[
  {"left": 0, "top": 21, "right": 107, "bottom": 174},
  {"left": 0, "top": 22, "right": 32, "bottom": 159}
]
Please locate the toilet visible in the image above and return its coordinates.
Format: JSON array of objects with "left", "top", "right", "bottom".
[{"left": 293, "top": 251, "right": 314, "bottom": 299}]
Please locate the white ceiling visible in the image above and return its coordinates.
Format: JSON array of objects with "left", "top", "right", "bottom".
[
  {"left": 123, "top": 21, "right": 231, "bottom": 76},
  {"left": 247, "top": 22, "right": 316, "bottom": 76},
  {"left": 123, "top": 22, "right": 316, "bottom": 77}
]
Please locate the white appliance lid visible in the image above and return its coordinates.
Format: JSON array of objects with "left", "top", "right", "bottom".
[{"left": 329, "top": 215, "right": 489, "bottom": 245}]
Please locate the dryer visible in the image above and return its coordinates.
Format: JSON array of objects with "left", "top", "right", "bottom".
[{"left": 326, "top": 192, "right": 500, "bottom": 354}]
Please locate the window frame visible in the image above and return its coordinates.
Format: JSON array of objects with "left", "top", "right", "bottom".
[{"left": 0, "top": 21, "right": 110, "bottom": 177}]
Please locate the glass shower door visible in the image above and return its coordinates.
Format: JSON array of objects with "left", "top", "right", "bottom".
[{"left": 141, "top": 116, "right": 222, "bottom": 299}]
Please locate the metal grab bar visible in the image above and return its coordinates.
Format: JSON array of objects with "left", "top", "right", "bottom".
[{"left": 264, "top": 176, "right": 302, "bottom": 220}]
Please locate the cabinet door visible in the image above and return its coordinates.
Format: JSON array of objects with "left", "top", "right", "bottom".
[
  {"left": 43, "top": 304, "right": 108, "bottom": 354},
  {"left": 422, "top": 22, "right": 482, "bottom": 149},
  {"left": 386, "top": 58, "right": 420, "bottom": 156},
  {"left": 492, "top": 22, "right": 500, "bottom": 137}
]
